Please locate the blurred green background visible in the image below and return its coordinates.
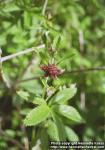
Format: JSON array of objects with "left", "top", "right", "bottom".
[{"left": 0, "top": 0, "right": 105, "bottom": 149}]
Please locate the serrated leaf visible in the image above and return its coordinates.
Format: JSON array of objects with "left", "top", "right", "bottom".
[
  {"left": 24, "top": 104, "right": 50, "bottom": 126},
  {"left": 58, "top": 105, "right": 83, "bottom": 123},
  {"left": 17, "top": 90, "right": 29, "bottom": 101},
  {"left": 50, "top": 86, "right": 77, "bottom": 104},
  {"left": 65, "top": 126, "right": 79, "bottom": 141}
]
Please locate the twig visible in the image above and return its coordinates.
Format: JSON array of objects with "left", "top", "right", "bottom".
[
  {"left": 0, "top": 48, "right": 2, "bottom": 69},
  {"left": 66, "top": 66, "right": 105, "bottom": 74},
  {"left": 0, "top": 45, "right": 44, "bottom": 88},
  {"left": 14, "top": 55, "right": 37, "bottom": 86},
  {"left": 79, "top": 30, "right": 84, "bottom": 52},
  {"left": 15, "top": 66, "right": 105, "bottom": 83},
  {"left": 1, "top": 44, "right": 45, "bottom": 62},
  {"left": 0, "top": 48, "right": 11, "bottom": 88},
  {"left": 42, "top": 0, "right": 48, "bottom": 15},
  {"left": 0, "top": 48, "right": 3, "bottom": 77},
  {"left": 17, "top": 76, "right": 42, "bottom": 84}
]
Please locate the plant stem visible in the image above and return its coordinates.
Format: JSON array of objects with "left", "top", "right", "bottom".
[
  {"left": 42, "top": 0, "right": 48, "bottom": 15},
  {"left": 66, "top": 66, "right": 105, "bottom": 74},
  {"left": 1, "top": 44, "right": 45, "bottom": 62},
  {"left": 17, "top": 76, "right": 42, "bottom": 84},
  {"left": 15, "top": 66, "right": 105, "bottom": 84},
  {"left": 0, "top": 48, "right": 11, "bottom": 88}
]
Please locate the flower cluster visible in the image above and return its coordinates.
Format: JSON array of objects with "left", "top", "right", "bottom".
[{"left": 40, "top": 64, "right": 62, "bottom": 78}]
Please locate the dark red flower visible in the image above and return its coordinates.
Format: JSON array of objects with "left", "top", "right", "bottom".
[{"left": 40, "top": 64, "right": 62, "bottom": 78}]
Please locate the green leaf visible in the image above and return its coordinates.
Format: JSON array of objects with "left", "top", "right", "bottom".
[
  {"left": 47, "top": 120, "right": 59, "bottom": 141},
  {"left": 57, "top": 105, "right": 83, "bottom": 123},
  {"left": 61, "top": 116, "right": 80, "bottom": 126},
  {"left": 5, "top": 129, "right": 15, "bottom": 138},
  {"left": 42, "top": 32, "right": 48, "bottom": 48},
  {"left": 57, "top": 53, "right": 74, "bottom": 65},
  {"left": 65, "top": 126, "right": 79, "bottom": 141},
  {"left": 32, "top": 97, "right": 46, "bottom": 105},
  {"left": 53, "top": 35, "right": 61, "bottom": 49},
  {"left": 24, "top": 11, "right": 31, "bottom": 27},
  {"left": 40, "top": 78, "right": 47, "bottom": 87},
  {"left": 40, "top": 128, "right": 49, "bottom": 150},
  {"left": 39, "top": 52, "right": 49, "bottom": 64},
  {"left": 17, "top": 90, "right": 29, "bottom": 101},
  {"left": 24, "top": 104, "right": 50, "bottom": 126},
  {"left": 4, "top": 4, "right": 20, "bottom": 13},
  {"left": 50, "top": 86, "right": 77, "bottom": 104},
  {"left": 51, "top": 111, "right": 66, "bottom": 141}
]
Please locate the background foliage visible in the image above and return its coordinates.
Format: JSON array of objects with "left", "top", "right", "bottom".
[{"left": 0, "top": 0, "right": 105, "bottom": 149}]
